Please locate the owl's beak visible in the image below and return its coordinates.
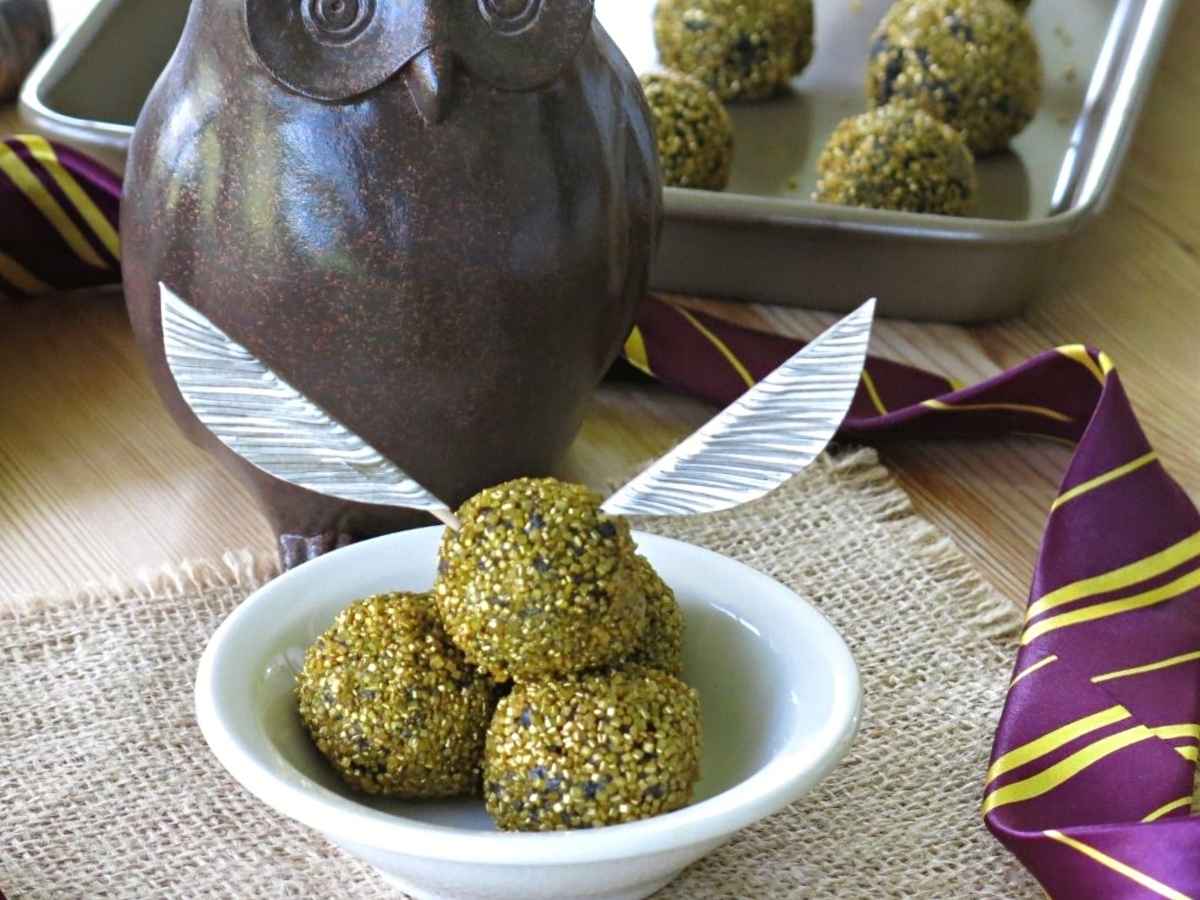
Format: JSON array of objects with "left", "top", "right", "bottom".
[{"left": 404, "top": 45, "right": 455, "bottom": 125}]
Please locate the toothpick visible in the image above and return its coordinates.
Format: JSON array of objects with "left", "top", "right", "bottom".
[{"left": 431, "top": 507, "right": 462, "bottom": 531}]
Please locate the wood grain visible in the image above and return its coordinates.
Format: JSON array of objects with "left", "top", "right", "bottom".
[{"left": 1, "top": 0, "right": 1197, "bottom": 602}]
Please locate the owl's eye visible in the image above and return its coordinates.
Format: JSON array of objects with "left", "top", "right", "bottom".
[
  {"left": 453, "top": 0, "right": 594, "bottom": 91},
  {"left": 478, "top": 0, "right": 539, "bottom": 32},
  {"left": 305, "top": 0, "right": 373, "bottom": 43},
  {"left": 246, "top": 0, "right": 431, "bottom": 102}
]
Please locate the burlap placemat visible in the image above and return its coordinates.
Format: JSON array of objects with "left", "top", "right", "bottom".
[{"left": 1, "top": 449, "right": 1043, "bottom": 899}]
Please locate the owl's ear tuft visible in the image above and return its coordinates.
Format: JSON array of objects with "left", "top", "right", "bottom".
[
  {"left": 453, "top": 0, "right": 596, "bottom": 92},
  {"left": 244, "top": 0, "right": 435, "bottom": 102}
]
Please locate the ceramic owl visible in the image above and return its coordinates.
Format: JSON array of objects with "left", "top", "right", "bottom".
[{"left": 121, "top": 0, "right": 661, "bottom": 566}]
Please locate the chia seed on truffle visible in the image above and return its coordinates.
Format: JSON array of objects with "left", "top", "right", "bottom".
[
  {"left": 484, "top": 667, "right": 702, "bottom": 831},
  {"left": 641, "top": 71, "right": 735, "bottom": 191},
  {"left": 866, "top": 0, "right": 1042, "bottom": 155},
  {"left": 436, "top": 478, "right": 646, "bottom": 683},
  {"left": 654, "top": 0, "right": 816, "bottom": 102},
  {"left": 814, "top": 102, "right": 978, "bottom": 215},
  {"left": 624, "top": 554, "right": 685, "bottom": 675},
  {"left": 296, "top": 592, "right": 494, "bottom": 798}
]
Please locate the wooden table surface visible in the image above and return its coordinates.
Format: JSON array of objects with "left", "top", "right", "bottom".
[{"left": 2, "top": 1, "right": 1197, "bottom": 602}]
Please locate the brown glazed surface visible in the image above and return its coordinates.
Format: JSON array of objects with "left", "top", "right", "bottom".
[{"left": 121, "top": 0, "right": 661, "bottom": 563}]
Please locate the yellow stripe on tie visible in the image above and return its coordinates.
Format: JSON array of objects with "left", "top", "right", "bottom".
[
  {"left": 1056, "top": 344, "right": 1106, "bottom": 385},
  {"left": 18, "top": 135, "right": 121, "bottom": 260},
  {"left": 861, "top": 370, "right": 887, "bottom": 415},
  {"left": 1151, "top": 724, "right": 1200, "bottom": 742},
  {"left": 1176, "top": 746, "right": 1198, "bottom": 762},
  {"left": 673, "top": 305, "right": 755, "bottom": 390},
  {"left": 986, "top": 705, "right": 1129, "bottom": 784},
  {"left": 982, "top": 726, "right": 1152, "bottom": 816},
  {"left": 1099, "top": 351, "right": 1117, "bottom": 376},
  {"left": 1143, "top": 796, "right": 1193, "bottom": 823},
  {"left": 1043, "top": 830, "right": 1192, "bottom": 900},
  {"left": 1027, "top": 530, "right": 1200, "bottom": 622},
  {"left": 0, "top": 142, "right": 108, "bottom": 270},
  {"left": 0, "top": 250, "right": 53, "bottom": 294},
  {"left": 922, "top": 398, "right": 1074, "bottom": 424},
  {"left": 1023, "top": 566, "right": 1200, "bottom": 646},
  {"left": 1051, "top": 452, "right": 1158, "bottom": 513},
  {"left": 1010, "top": 654, "right": 1059, "bottom": 689},
  {"left": 1093, "top": 649, "right": 1200, "bottom": 684},
  {"left": 624, "top": 326, "right": 652, "bottom": 376}
]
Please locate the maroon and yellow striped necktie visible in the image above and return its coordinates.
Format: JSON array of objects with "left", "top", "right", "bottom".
[
  {"left": 0, "top": 135, "right": 120, "bottom": 295},
  {"left": 631, "top": 300, "right": 1200, "bottom": 898}
]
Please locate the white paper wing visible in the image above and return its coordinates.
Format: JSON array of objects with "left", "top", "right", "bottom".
[
  {"left": 160, "top": 282, "right": 453, "bottom": 518},
  {"left": 602, "top": 299, "right": 875, "bottom": 517}
]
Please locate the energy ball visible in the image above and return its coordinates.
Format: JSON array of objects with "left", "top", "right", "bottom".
[
  {"left": 641, "top": 71, "right": 735, "bottom": 191},
  {"left": 654, "top": 0, "right": 815, "bottom": 102},
  {"left": 484, "top": 668, "right": 702, "bottom": 831},
  {"left": 624, "top": 554, "right": 685, "bottom": 676},
  {"left": 296, "top": 592, "right": 494, "bottom": 797},
  {"left": 866, "top": 0, "right": 1043, "bottom": 155},
  {"left": 436, "top": 478, "right": 646, "bottom": 682},
  {"left": 814, "top": 103, "right": 977, "bottom": 215},
  {"left": 791, "top": 0, "right": 817, "bottom": 75}
]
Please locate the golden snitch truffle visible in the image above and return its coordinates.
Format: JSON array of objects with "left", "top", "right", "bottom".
[
  {"left": 654, "top": 0, "right": 816, "bottom": 102},
  {"left": 866, "top": 0, "right": 1042, "bottom": 155},
  {"left": 641, "top": 71, "right": 735, "bottom": 191},
  {"left": 296, "top": 592, "right": 494, "bottom": 798},
  {"left": 484, "top": 668, "right": 702, "bottom": 831},
  {"left": 624, "top": 554, "right": 685, "bottom": 675},
  {"left": 436, "top": 478, "right": 646, "bottom": 682},
  {"left": 814, "top": 103, "right": 978, "bottom": 215},
  {"left": 791, "top": 0, "right": 816, "bottom": 76}
]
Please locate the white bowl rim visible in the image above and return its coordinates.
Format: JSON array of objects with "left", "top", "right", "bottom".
[{"left": 195, "top": 528, "right": 861, "bottom": 866}]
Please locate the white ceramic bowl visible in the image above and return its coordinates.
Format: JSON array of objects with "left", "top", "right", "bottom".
[{"left": 195, "top": 528, "right": 861, "bottom": 900}]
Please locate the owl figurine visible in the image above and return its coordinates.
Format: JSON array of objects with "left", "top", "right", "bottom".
[{"left": 121, "top": 0, "right": 661, "bottom": 567}]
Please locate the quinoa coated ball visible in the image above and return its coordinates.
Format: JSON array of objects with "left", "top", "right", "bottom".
[
  {"left": 296, "top": 592, "right": 494, "bottom": 798},
  {"left": 484, "top": 668, "right": 702, "bottom": 831},
  {"left": 641, "top": 71, "right": 734, "bottom": 191},
  {"left": 436, "top": 478, "right": 646, "bottom": 683},
  {"left": 814, "top": 102, "right": 977, "bottom": 215},
  {"left": 654, "top": 0, "right": 815, "bottom": 103},
  {"left": 866, "top": 0, "right": 1042, "bottom": 155},
  {"left": 623, "top": 554, "right": 685, "bottom": 676},
  {"left": 790, "top": 0, "right": 815, "bottom": 75}
]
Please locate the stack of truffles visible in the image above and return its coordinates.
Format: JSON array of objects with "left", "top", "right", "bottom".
[
  {"left": 639, "top": 0, "right": 818, "bottom": 190},
  {"left": 817, "top": 0, "right": 1042, "bottom": 214},
  {"left": 296, "top": 478, "right": 702, "bottom": 832},
  {"left": 643, "top": 0, "right": 1044, "bottom": 217}
]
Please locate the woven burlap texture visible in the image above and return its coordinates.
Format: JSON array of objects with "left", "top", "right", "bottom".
[{"left": 2, "top": 449, "right": 1044, "bottom": 899}]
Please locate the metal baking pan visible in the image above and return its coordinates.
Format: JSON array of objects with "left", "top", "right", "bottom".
[{"left": 20, "top": 0, "right": 1177, "bottom": 321}]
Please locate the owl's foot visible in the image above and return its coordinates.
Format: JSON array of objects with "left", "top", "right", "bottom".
[{"left": 279, "top": 531, "right": 354, "bottom": 570}]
